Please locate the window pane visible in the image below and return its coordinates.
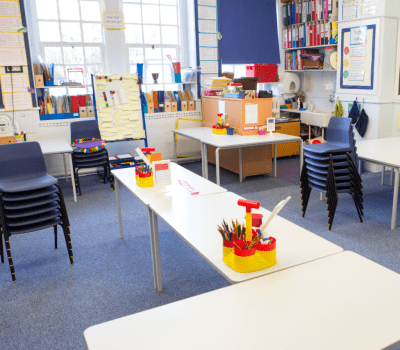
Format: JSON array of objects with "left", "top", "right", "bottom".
[
  {"left": 160, "top": 6, "right": 177, "bottom": 25},
  {"left": 163, "top": 48, "right": 177, "bottom": 61},
  {"left": 63, "top": 47, "right": 84, "bottom": 64},
  {"left": 44, "top": 47, "right": 63, "bottom": 64},
  {"left": 143, "top": 25, "right": 160, "bottom": 44},
  {"left": 36, "top": 0, "right": 58, "bottom": 20},
  {"left": 163, "top": 64, "right": 173, "bottom": 83},
  {"left": 126, "top": 24, "right": 143, "bottom": 44},
  {"left": 160, "top": 0, "right": 176, "bottom": 4},
  {"left": 85, "top": 47, "right": 102, "bottom": 64},
  {"left": 81, "top": 1, "right": 101, "bottom": 21},
  {"left": 161, "top": 26, "right": 178, "bottom": 45},
  {"left": 142, "top": 0, "right": 159, "bottom": 3},
  {"left": 142, "top": 5, "right": 160, "bottom": 24},
  {"left": 86, "top": 65, "right": 102, "bottom": 83},
  {"left": 129, "top": 48, "right": 144, "bottom": 64},
  {"left": 61, "top": 22, "right": 82, "bottom": 42},
  {"left": 82, "top": 23, "right": 102, "bottom": 42},
  {"left": 146, "top": 65, "right": 163, "bottom": 84},
  {"left": 59, "top": 0, "right": 80, "bottom": 20},
  {"left": 234, "top": 65, "right": 246, "bottom": 78},
  {"left": 54, "top": 65, "right": 65, "bottom": 78},
  {"left": 38, "top": 22, "right": 61, "bottom": 42},
  {"left": 145, "top": 47, "right": 162, "bottom": 63},
  {"left": 123, "top": 0, "right": 140, "bottom": 2},
  {"left": 123, "top": 4, "right": 141, "bottom": 23}
]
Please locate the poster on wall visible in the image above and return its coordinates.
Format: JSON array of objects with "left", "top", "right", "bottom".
[
  {"left": 361, "top": 0, "right": 378, "bottom": 16},
  {"left": 342, "top": 0, "right": 358, "bottom": 21},
  {"left": 340, "top": 24, "right": 376, "bottom": 90}
]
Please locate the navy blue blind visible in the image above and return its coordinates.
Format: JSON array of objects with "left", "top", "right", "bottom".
[{"left": 219, "top": 0, "right": 280, "bottom": 65}]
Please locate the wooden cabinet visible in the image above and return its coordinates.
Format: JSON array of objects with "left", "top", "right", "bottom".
[{"left": 272, "top": 122, "right": 300, "bottom": 158}]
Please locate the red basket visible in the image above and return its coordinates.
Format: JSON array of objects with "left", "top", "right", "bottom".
[{"left": 246, "top": 64, "right": 278, "bottom": 83}]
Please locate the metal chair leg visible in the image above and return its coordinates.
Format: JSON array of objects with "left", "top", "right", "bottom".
[
  {"left": 61, "top": 223, "right": 74, "bottom": 265},
  {"left": 4, "top": 234, "right": 16, "bottom": 282},
  {"left": 54, "top": 225, "right": 58, "bottom": 249},
  {"left": 0, "top": 230, "right": 3, "bottom": 264}
]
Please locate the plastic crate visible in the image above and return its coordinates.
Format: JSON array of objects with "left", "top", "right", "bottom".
[{"left": 246, "top": 64, "right": 278, "bottom": 83}]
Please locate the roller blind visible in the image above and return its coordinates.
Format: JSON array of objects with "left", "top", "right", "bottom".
[{"left": 219, "top": 0, "right": 280, "bottom": 65}]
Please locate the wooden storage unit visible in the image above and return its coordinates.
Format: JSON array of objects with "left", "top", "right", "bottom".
[
  {"left": 202, "top": 96, "right": 272, "bottom": 135},
  {"left": 273, "top": 121, "right": 301, "bottom": 158},
  {"left": 202, "top": 96, "right": 273, "bottom": 177}
]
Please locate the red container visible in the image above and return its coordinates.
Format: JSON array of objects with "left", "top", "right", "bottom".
[
  {"left": 246, "top": 64, "right": 278, "bottom": 83},
  {"left": 204, "top": 90, "right": 218, "bottom": 96}
]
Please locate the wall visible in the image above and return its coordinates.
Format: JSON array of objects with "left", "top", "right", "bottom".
[{"left": 21, "top": 0, "right": 200, "bottom": 177}]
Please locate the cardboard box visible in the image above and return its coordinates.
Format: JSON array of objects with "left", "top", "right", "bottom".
[
  {"left": 79, "top": 106, "right": 88, "bottom": 118},
  {"left": 0, "top": 135, "right": 15, "bottom": 145},
  {"left": 165, "top": 101, "right": 172, "bottom": 112},
  {"left": 245, "top": 91, "right": 256, "bottom": 99},
  {"left": 172, "top": 101, "right": 178, "bottom": 112},
  {"left": 35, "top": 75, "right": 44, "bottom": 87},
  {"left": 178, "top": 91, "right": 188, "bottom": 111},
  {"left": 147, "top": 102, "right": 154, "bottom": 114},
  {"left": 184, "top": 90, "right": 195, "bottom": 111},
  {"left": 87, "top": 106, "right": 95, "bottom": 118}
]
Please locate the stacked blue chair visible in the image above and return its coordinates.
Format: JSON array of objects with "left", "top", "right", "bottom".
[
  {"left": 70, "top": 120, "right": 114, "bottom": 196},
  {"left": 300, "top": 117, "right": 363, "bottom": 230},
  {"left": 0, "top": 142, "right": 73, "bottom": 282}
]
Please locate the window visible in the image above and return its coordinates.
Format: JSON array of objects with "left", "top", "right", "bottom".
[
  {"left": 221, "top": 65, "right": 247, "bottom": 79},
  {"left": 34, "top": 0, "right": 105, "bottom": 92},
  {"left": 124, "top": 0, "right": 181, "bottom": 91}
]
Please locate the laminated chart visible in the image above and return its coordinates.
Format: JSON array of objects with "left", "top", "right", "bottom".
[{"left": 93, "top": 73, "right": 146, "bottom": 141}]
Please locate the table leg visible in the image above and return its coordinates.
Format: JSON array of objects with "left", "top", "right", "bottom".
[
  {"left": 68, "top": 154, "right": 77, "bottom": 202},
  {"left": 358, "top": 159, "right": 362, "bottom": 175},
  {"left": 173, "top": 132, "right": 177, "bottom": 163},
  {"left": 381, "top": 166, "right": 385, "bottom": 185},
  {"left": 239, "top": 148, "right": 243, "bottom": 182},
  {"left": 148, "top": 207, "right": 158, "bottom": 291},
  {"left": 309, "top": 125, "right": 311, "bottom": 139},
  {"left": 216, "top": 148, "right": 220, "bottom": 186},
  {"left": 390, "top": 168, "right": 394, "bottom": 186},
  {"left": 63, "top": 154, "right": 68, "bottom": 182},
  {"left": 151, "top": 210, "right": 163, "bottom": 292},
  {"left": 273, "top": 143, "right": 277, "bottom": 178},
  {"left": 201, "top": 142, "right": 204, "bottom": 177},
  {"left": 320, "top": 192, "right": 323, "bottom": 201},
  {"left": 300, "top": 139, "right": 304, "bottom": 173},
  {"left": 391, "top": 168, "right": 399, "bottom": 230},
  {"left": 203, "top": 143, "right": 208, "bottom": 180},
  {"left": 115, "top": 178, "right": 124, "bottom": 239}
]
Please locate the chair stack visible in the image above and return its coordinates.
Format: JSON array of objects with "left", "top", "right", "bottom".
[
  {"left": 70, "top": 120, "right": 114, "bottom": 196},
  {"left": 300, "top": 117, "right": 363, "bottom": 230},
  {"left": 0, "top": 142, "right": 73, "bottom": 282}
]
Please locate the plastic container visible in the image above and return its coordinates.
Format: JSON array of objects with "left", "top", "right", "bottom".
[
  {"left": 181, "top": 68, "right": 197, "bottom": 82},
  {"left": 246, "top": 64, "right": 278, "bottom": 83},
  {"left": 227, "top": 127, "right": 234, "bottom": 135},
  {"left": 137, "top": 172, "right": 154, "bottom": 187},
  {"left": 212, "top": 127, "right": 228, "bottom": 135},
  {"left": 227, "top": 83, "right": 243, "bottom": 93}
]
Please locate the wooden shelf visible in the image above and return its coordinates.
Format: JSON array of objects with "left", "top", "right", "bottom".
[
  {"left": 141, "top": 82, "right": 197, "bottom": 86},
  {"left": 36, "top": 85, "right": 91, "bottom": 89},
  {"left": 284, "top": 44, "right": 337, "bottom": 51}
]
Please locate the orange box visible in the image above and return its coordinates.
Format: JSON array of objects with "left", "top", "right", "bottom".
[{"left": 151, "top": 152, "right": 162, "bottom": 162}]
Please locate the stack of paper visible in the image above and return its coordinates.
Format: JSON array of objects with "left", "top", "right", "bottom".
[{"left": 203, "top": 77, "right": 232, "bottom": 91}]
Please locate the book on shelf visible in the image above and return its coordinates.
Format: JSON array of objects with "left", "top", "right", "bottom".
[{"left": 283, "top": 0, "right": 337, "bottom": 27}]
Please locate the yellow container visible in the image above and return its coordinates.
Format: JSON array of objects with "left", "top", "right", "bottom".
[
  {"left": 137, "top": 172, "right": 154, "bottom": 187},
  {"left": 213, "top": 128, "right": 228, "bottom": 135},
  {"left": 223, "top": 237, "right": 277, "bottom": 273},
  {"left": 222, "top": 240, "right": 234, "bottom": 266}
]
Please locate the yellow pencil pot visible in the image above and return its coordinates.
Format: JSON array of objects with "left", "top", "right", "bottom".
[
  {"left": 213, "top": 128, "right": 227, "bottom": 135},
  {"left": 223, "top": 237, "right": 277, "bottom": 273},
  {"left": 137, "top": 172, "right": 154, "bottom": 187}
]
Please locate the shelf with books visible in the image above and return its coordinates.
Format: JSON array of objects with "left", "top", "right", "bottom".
[{"left": 284, "top": 44, "right": 337, "bottom": 51}]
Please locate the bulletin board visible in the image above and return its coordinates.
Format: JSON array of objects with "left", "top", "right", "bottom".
[
  {"left": 340, "top": 24, "right": 376, "bottom": 90},
  {"left": 93, "top": 73, "right": 146, "bottom": 142}
]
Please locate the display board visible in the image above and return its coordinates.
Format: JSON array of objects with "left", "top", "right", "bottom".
[
  {"left": 93, "top": 73, "right": 146, "bottom": 142},
  {"left": 340, "top": 24, "right": 376, "bottom": 90},
  {"left": 0, "top": 0, "right": 36, "bottom": 109}
]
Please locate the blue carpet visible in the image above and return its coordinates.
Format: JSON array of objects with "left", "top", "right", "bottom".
[{"left": 1, "top": 158, "right": 400, "bottom": 349}]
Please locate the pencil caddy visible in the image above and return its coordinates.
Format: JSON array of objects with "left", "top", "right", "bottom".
[
  {"left": 136, "top": 171, "right": 154, "bottom": 187},
  {"left": 212, "top": 126, "right": 228, "bottom": 135},
  {"left": 223, "top": 231, "right": 277, "bottom": 273}
]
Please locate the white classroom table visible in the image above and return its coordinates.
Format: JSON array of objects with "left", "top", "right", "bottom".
[
  {"left": 172, "top": 127, "right": 303, "bottom": 185},
  {"left": 84, "top": 251, "right": 400, "bottom": 350},
  {"left": 37, "top": 139, "right": 77, "bottom": 202},
  {"left": 111, "top": 163, "right": 227, "bottom": 291},
  {"left": 357, "top": 137, "right": 400, "bottom": 229},
  {"left": 149, "top": 191, "right": 342, "bottom": 289}
]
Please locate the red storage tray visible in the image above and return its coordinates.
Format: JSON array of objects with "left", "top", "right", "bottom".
[{"left": 246, "top": 64, "right": 278, "bottom": 83}]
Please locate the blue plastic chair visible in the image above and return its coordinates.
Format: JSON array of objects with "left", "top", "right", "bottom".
[
  {"left": 0, "top": 142, "right": 73, "bottom": 282},
  {"left": 70, "top": 120, "right": 114, "bottom": 196}
]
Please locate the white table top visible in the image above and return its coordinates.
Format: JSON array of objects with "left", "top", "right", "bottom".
[
  {"left": 84, "top": 251, "right": 400, "bottom": 350},
  {"left": 149, "top": 192, "right": 342, "bottom": 283},
  {"left": 35, "top": 139, "right": 73, "bottom": 155},
  {"left": 357, "top": 137, "right": 400, "bottom": 168},
  {"left": 173, "top": 127, "right": 301, "bottom": 148},
  {"left": 111, "top": 163, "right": 227, "bottom": 207}
]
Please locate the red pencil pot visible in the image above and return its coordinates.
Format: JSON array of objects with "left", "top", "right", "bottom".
[
  {"left": 255, "top": 237, "right": 277, "bottom": 267},
  {"left": 222, "top": 239, "right": 234, "bottom": 266}
]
